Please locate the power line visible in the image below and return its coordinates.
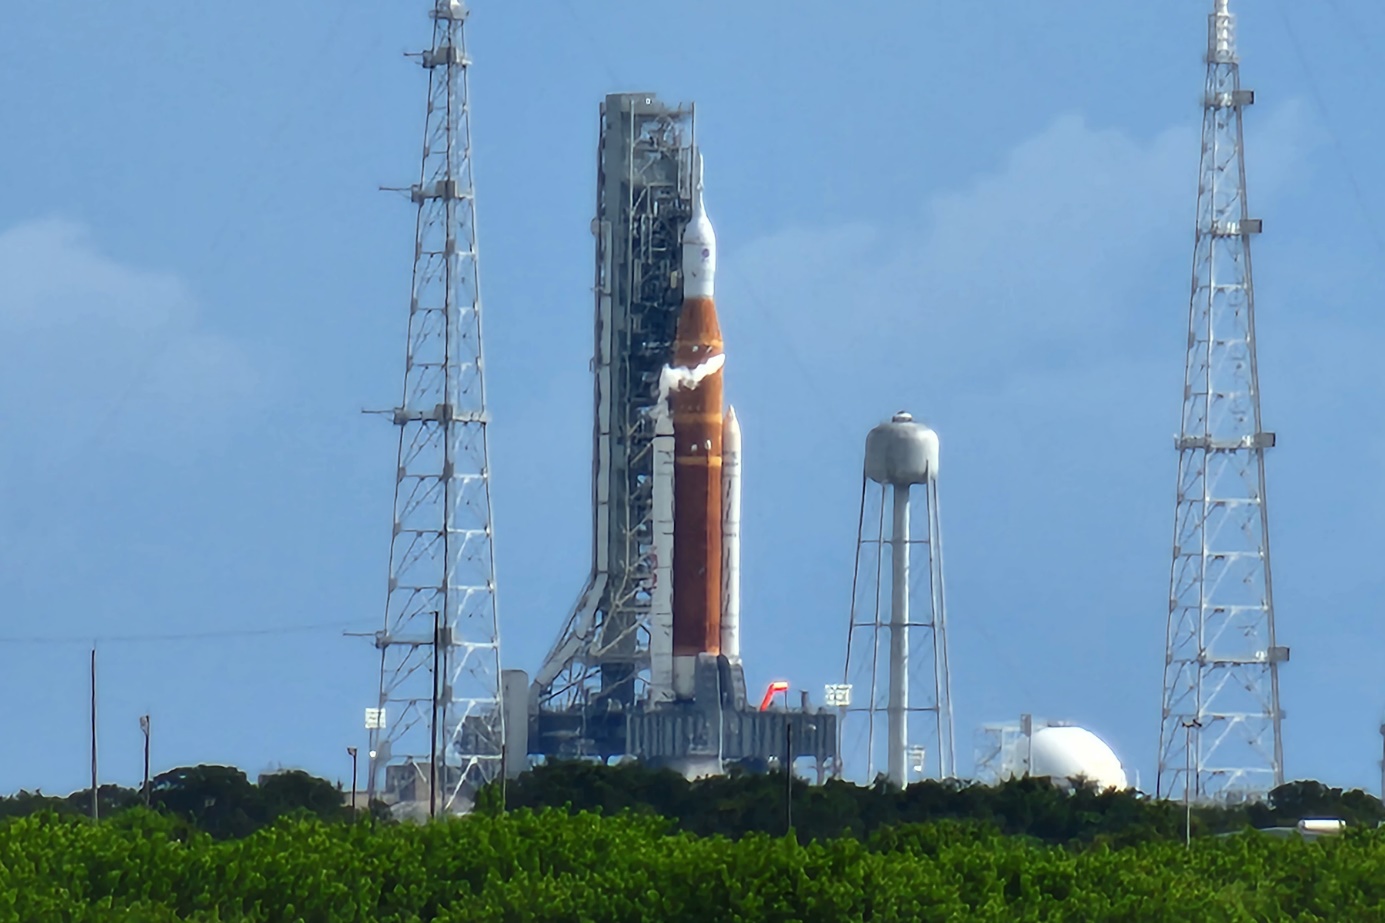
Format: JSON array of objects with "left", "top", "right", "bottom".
[
  {"left": 1321, "top": 0, "right": 1377, "bottom": 60},
  {"left": 79, "top": 3, "right": 377, "bottom": 451},
  {"left": 557, "top": 0, "right": 625, "bottom": 89},
  {"left": 0, "top": 620, "right": 374, "bottom": 646},
  {"left": 1271, "top": 0, "right": 1385, "bottom": 260}
]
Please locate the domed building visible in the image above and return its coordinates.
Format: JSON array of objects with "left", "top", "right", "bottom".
[
  {"left": 977, "top": 716, "right": 1131, "bottom": 792},
  {"left": 1025, "top": 725, "right": 1129, "bottom": 791}
]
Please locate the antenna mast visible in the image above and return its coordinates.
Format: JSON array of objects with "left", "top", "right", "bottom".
[
  {"left": 367, "top": 0, "right": 504, "bottom": 812},
  {"left": 1157, "top": 0, "right": 1287, "bottom": 803}
]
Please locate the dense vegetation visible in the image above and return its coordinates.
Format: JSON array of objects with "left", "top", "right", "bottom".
[
  {"left": 12, "top": 760, "right": 1383, "bottom": 844},
  {"left": 0, "top": 764, "right": 365, "bottom": 838},
  {"left": 6, "top": 761, "right": 1385, "bottom": 919},
  {"left": 494, "top": 760, "right": 1385, "bottom": 845},
  {"left": 7, "top": 807, "right": 1385, "bottom": 921}
]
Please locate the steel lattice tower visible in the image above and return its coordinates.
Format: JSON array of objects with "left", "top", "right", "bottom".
[
  {"left": 1157, "top": 0, "right": 1287, "bottom": 803},
  {"left": 367, "top": 0, "right": 503, "bottom": 811}
]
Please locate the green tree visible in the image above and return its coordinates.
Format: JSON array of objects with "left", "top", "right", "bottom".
[
  {"left": 1247, "top": 779, "right": 1385, "bottom": 829},
  {"left": 257, "top": 769, "right": 348, "bottom": 823},
  {"left": 149, "top": 765, "right": 263, "bottom": 839}
]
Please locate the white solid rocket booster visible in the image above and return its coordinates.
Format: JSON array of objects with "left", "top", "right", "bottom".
[
  {"left": 720, "top": 406, "right": 741, "bottom": 661},
  {"left": 649, "top": 409, "right": 676, "bottom": 703}
]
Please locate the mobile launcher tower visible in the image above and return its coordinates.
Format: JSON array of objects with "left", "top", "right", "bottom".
[{"left": 502, "top": 94, "right": 836, "bottom": 778}]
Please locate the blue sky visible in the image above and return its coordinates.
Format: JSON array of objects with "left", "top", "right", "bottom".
[{"left": 3, "top": 0, "right": 1384, "bottom": 797}]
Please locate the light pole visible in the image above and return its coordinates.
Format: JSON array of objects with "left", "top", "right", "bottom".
[
  {"left": 346, "top": 747, "right": 359, "bottom": 821},
  {"left": 1181, "top": 717, "right": 1203, "bottom": 846},
  {"left": 139, "top": 715, "right": 151, "bottom": 807},
  {"left": 1378, "top": 724, "right": 1385, "bottom": 803},
  {"left": 430, "top": 610, "right": 441, "bottom": 820},
  {"left": 90, "top": 648, "right": 99, "bottom": 821}
]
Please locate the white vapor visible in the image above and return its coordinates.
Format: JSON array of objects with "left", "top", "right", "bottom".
[{"left": 657, "top": 352, "right": 725, "bottom": 408}]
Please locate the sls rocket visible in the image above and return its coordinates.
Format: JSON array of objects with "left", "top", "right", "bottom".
[{"left": 652, "top": 151, "right": 742, "bottom": 701}]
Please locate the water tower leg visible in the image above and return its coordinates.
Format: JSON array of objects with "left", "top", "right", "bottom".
[{"left": 888, "top": 483, "right": 909, "bottom": 787}]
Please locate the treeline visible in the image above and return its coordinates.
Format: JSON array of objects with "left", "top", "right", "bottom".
[
  {"left": 492, "top": 760, "right": 1385, "bottom": 846},
  {"left": 6, "top": 762, "right": 1385, "bottom": 918},
  {"left": 6, "top": 808, "right": 1385, "bottom": 920},
  {"left": 0, "top": 764, "right": 374, "bottom": 838},
  {"left": 7, "top": 759, "right": 1383, "bottom": 846}
]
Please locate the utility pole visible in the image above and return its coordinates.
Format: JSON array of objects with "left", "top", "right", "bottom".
[
  {"left": 89, "top": 648, "right": 98, "bottom": 821},
  {"left": 139, "top": 715, "right": 151, "bottom": 807},
  {"left": 1183, "top": 718, "right": 1202, "bottom": 846},
  {"left": 1157, "top": 0, "right": 1288, "bottom": 804},
  {"left": 366, "top": 0, "right": 505, "bottom": 813},
  {"left": 430, "top": 610, "right": 441, "bottom": 820},
  {"left": 346, "top": 746, "right": 359, "bottom": 821},
  {"left": 1378, "top": 724, "right": 1384, "bottom": 803}
]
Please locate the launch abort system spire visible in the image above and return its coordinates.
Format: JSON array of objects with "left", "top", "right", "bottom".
[
  {"left": 1157, "top": 0, "right": 1287, "bottom": 804},
  {"left": 366, "top": 0, "right": 504, "bottom": 812}
]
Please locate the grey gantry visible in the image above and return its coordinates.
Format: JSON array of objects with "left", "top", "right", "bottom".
[{"left": 531, "top": 94, "right": 697, "bottom": 748}]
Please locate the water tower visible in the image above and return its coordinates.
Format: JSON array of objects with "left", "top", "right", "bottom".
[{"left": 840, "top": 412, "right": 955, "bottom": 784}]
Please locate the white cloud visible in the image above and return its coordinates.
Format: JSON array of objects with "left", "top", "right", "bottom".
[
  {"left": 0, "top": 218, "right": 258, "bottom": 456},
  {"left": 709, "top": 102, "right": 1330, "bottom": 778},
  {"left": 720, "top": 100, "right": 1317, "bottom": 404}
]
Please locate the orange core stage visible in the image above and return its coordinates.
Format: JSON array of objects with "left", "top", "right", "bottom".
[{"left": 671, "top": 294, "right": 724, "bottom": 658}]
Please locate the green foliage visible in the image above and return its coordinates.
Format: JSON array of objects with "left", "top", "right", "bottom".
[
  {"left": 6, "top": 808, "right": 1385, "bottom": 920},
  {"left": 149, "top": 765, "right": 263, "bottom": 839},
  {"left": 1248, "top": 780, "right": 1385, "bottom": 829},
  {"left": 0, "top": 789, "right": 80, "bottom": 820},
  {"left": 0, "top": 764, "right": 356, "bottom": 841},
  {"left": 8, "top": 761, "right": 1385, "bottom": 918},
  {"left": 502, "top": 760, "right": 1363, "bottom": 847},
  {"left": 256, "top": 769, "right": 350, "bottom": 826}
]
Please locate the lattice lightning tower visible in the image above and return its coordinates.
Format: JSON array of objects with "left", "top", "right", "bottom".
[
  {"left": 367, "top": 0, "right": 503, "bottom": 810},
  {"left": 1157, "top": 0, "right": 1287, "bottom": 803}
]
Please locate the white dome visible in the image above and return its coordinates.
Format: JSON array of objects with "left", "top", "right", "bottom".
[{"left": 1026, "top": 726, "right": 1129, "bottom": 791}]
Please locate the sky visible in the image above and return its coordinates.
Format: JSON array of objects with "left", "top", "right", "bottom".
[{"left": 3, "top": 0, "right": 1385, "bottom": 798}]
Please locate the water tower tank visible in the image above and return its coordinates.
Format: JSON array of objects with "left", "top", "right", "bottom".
[{"left": 864, "top": 412, "right": 939, "bottom": 486}]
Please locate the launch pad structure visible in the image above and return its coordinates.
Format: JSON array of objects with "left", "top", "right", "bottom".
[
  {"left": 533, "top": 93, "right": 691, "bottom": 721},
  {"left": 508, "top": 93, "right": 836, "bottom": 776},
  {"left": 354, "top": 0, "right": 1307, "bottom": 805}
]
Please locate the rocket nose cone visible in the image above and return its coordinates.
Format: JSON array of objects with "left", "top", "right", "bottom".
[
  {"left": 682, "top": 151, "right": 717, "bottom": 297},
  {"left": 684, "top": 192, "right": 715, "bottom": 249},
  {"left": 683, "top": 147, "right": 716, "bottom": 249},
  {"left": 722, "top": 405, "right": 741, "bottom": 450}
]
